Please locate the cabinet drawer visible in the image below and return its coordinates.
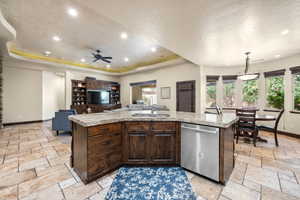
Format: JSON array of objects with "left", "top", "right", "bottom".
[
  {"left": 88, "top": 133, "right": 121, "bottom": 155},
  {"left": 87, "top": 151, "right": 122, "bottom": 176},
  {"left": 87, "top": 156, "right": 108, "bottom": 176},
  {"left": 126, "top": 122, "right": 150, "bottom": 132},
  {"left": 88, "top": 123, "right": 121, "bottom": 137},
  {"left": 151, "top": 122, "right": 176, "bottom": 132}
]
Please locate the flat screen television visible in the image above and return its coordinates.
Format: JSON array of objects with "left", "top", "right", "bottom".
[{"left": 87, "top": 90, "right": 110, "bottom": 104}]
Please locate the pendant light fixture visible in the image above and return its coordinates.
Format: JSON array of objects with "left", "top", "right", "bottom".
[{"left": 238, "top": 52, "right": 258, "bottom": 81}]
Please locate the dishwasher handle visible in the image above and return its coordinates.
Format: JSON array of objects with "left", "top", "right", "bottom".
[{"left": 181, "top": 125, "right": 218, "bottom": 134}]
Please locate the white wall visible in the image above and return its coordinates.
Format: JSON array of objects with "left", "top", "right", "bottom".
[
  {"left": 3, "top": 66, "right": 43, "bottom": 123},
  {"left": 203, "top": 53, "right": 300, "bottom": 135},
  {"left": 2, "top": 58, "right": 120, "bottom": 123},
  {"left": 42, "top": 71, "right": 65, "bottom": 120},
  {"left": 120, "top": 61, "right": 201, "bottom": 112}
]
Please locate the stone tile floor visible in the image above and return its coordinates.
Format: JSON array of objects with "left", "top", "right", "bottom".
[{"left": 0, "top": 122, "right": 300, "bottom": 200}]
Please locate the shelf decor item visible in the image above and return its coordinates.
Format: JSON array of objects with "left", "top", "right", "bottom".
[{"left": 161, "top": 87, "right": 171, "bottom": 99}]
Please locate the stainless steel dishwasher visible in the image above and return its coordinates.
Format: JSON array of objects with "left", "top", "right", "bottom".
[{"left": 181, "top": 123, "right": 219, "bottom": 182}]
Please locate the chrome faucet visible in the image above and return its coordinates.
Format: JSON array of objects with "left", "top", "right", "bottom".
[{"left": 215, "top": 105, "right": 223, "bottom": 115}]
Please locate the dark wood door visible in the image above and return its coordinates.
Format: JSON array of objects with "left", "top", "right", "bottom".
[
  {"left": 150, "top": 132, "right": 176, "bottom": 163},
  {"left": 176, "top": 80, "right": 196, "bottom": 112}
]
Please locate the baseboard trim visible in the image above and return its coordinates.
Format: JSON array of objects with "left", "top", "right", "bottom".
[
  {"left": 3, "top": 119, "right": 51, "bottom": 126},
  {"left": 277, "top": 130, "right": 300, "bottom": 139}
]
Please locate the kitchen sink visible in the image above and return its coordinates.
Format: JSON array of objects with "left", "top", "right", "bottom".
[{"left": 131, "top": 113, "right": 170, "bottom": 118}]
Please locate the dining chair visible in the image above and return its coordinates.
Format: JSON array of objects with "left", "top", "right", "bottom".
[
  {"left": 236, "top": 109, "right": 258, "bottom": 146},
  {"left": 258, "top": 109, "right": 284, "bottom": 146}
]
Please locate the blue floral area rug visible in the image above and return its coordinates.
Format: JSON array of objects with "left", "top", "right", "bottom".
[{"left": 105, "top": 167, "right": 197, "bottom": 200}]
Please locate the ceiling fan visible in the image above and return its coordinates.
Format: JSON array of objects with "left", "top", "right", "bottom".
[{"left": 91, "top": 50, "right": 112, "bottom": 63}]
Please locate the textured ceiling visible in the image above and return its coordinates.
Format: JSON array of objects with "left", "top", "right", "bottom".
[
  {"left": 0, "top": 0, "right": 176, "bottom": 69},
  {"left": 1, "top": 0, "right": 300, "bottom": 70},
  {"left": 74, "top": 0, "right": 300, "bottom": 67}
]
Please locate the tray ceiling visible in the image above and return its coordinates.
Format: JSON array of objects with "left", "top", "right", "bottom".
[{"left": 0, "top": 0, "right": 177, "bottom": 71}]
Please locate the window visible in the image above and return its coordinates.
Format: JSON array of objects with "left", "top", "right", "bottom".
[
  {"left": 130, "top": 80, "right": 157, "bottom": 105},
  {"left": 142, "top": 87, "right": 157, "bottom": 105},
  {"left": 291, "top": 66, "right": 300, "bottom": 111},
  {"left": 293, "top": 74, "right": 300, "bottom": 111},
  {"left": 264, "top": 70, "right": 285, "bottom": 110},
  {"left": 222, "top": 76, "right": 237, "bottom": 108},
  {"left": 206, "top": 83, "right": 216, "bottom": 108},
  {"left": 206, "top": 76, "right": 218, "bottom": 108},
  {"left": 242, "top": 79, "right": 259, "bottom": 107}
]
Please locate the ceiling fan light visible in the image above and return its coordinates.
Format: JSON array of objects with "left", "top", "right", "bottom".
[{"left": 238, "top": 74, "right": 258, "bottom": 81}]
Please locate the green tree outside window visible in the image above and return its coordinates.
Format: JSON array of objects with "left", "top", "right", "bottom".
[
  {"left": 242, "top": 80, "right": 259, "bottom": 107},
  {"left": 223, "top": 82, "right": 235, "bottom": 107},
  {"left": 294, "top": 75, "right": 300, "bottom": 111},
  {"left": 266, "top": 76, "right": 284, "bottom": 109},
  {"left": 206, "top": 84, "right": 216, "bottom": 107}
]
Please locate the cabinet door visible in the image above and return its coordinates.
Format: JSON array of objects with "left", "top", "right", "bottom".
[
  {"left": 151, "top": 132, "right": 176, "bottom": 163},
  {"left": 126, "top": 132, "right": 149, "bottom": 163}
]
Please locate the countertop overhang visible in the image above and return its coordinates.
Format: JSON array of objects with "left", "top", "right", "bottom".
[{"left": 69, "top": 110, "right": 238, "bottom": 128}]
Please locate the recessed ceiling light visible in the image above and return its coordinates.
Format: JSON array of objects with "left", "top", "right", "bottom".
[
  {"left": 106, "top": 64, "right": 111, "bottom": 68},
  {"left": 120, "top": 32, "right": 128, "bottom": 39},
  {"left": 275, "top": 54, "right": 281, "bottom": 58},
  {"left": 44, "top": 51, "right": 51, "bottom": 56},
  {"left": 151, "top": 47, "right": 157, "bottom": 52},
  {"left": 80, "top": 58, "right": 86, "bottom": 62},
  {"left": 52, "top": 36, "right": 61, "bottom": 41},
  {"left": 68, "top": 8, "right": 78, "bottom": 17},
  {"left": 124, "top": 57, "right": 129, "bottom": 62},
  {"left": 281, "top": 29, "right": 289, "bottom": 35}
]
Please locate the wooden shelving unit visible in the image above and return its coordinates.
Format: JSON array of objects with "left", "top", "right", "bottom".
[
  {"left": 110, "top": 84, "right": 120, "bottom": 105},
  {"left": 71, "top": 78, "right": 121, "bottom": 114},
  {"left": 71, "top": 80, "right": 87, "bottom": 106}
]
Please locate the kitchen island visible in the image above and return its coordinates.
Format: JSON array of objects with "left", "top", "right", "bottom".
[{"left": 69, "top": 111, "right": 237, "bottom": 184}]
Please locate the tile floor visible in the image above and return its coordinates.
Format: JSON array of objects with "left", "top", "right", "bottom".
[{"left": 0, "top": 122, "right": 300, "bottom": 200}]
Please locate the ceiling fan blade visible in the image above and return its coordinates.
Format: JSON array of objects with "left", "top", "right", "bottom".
[
  {"left": 92, "top": 53, "right": 101, "bottom": 58},
  {"left": 92, "top": 58, "right": 100, "bottom": 62},
  {"left": 102, "top": 56, "right": 112, "bottom": 59},
  {"left": 102, "top": 59, "right": 111, "bottom": 63}
]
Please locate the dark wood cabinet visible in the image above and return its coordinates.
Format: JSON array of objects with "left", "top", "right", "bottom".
[
  {"left": 151, "top": 132, "right": 176, "bottom": 163},
  {"left": 71, "top": 78, "right": 121, "bottom": 114},
  {"left": 127, "top": 132, "right": 149, "bottom": 162},
  {"left": 123, "top": 122, "right": 179, "bottom": 165},
  {"left": 123, "top": 122, "right": 150, "bottom": 164},
  {"left": 71, "top": 120, "right": 234, "bottom": 185},
  {"left": 73, "top": 122, "right": 122, "bottom": 183}
]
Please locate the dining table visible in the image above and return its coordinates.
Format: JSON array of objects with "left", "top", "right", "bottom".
[{"left": 255, "top": 114, "right": 277, "bottom": 121}]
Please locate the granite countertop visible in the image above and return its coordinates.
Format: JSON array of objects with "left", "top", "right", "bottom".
[{"left": 69, "top": 110, "right": 238, "bottom": 128}]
